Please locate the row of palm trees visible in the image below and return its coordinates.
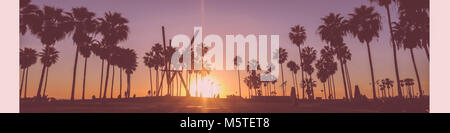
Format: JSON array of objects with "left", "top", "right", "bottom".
[
  {"left": 242, "top": 0, "right": 429, "bottom": 100},
  {"left": 20, "top": 0, "right": 138, "bottom": 100},
  {"left": 20, "top": 0, "right": 428, "bottom": 100}
]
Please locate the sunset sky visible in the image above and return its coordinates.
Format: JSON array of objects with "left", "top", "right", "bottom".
[{"left": 20, "top": 0, "right": 429, "bottom": 99}]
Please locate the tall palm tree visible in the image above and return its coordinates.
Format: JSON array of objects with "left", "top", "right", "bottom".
[
  {"left": 393, "top": 21, "right": 424, "bottom": 97},
  {"left": 66, "top": 7, "right": 98, "bottom": 101},
  {"left": 143, "top": 50, "right": 156, "bottom": 97},
  {"left": 79, "top": 41, "right": 92, "bottom": 100},
  {"left": 163, "top": 46, "right": 177, "bottom": 96},
  {"left": 287, "top": 61, "right": 300, "bottom": 99},
  {"left": 233, "top": 56, "right": 243, "bottom": 97},
  {"left": 289, "top": 25, "right": 307, "bottom": 99},
  {"left": 318, "top": 13, "right": 349, "bottom": 100},
  {"left": 122, "top": 49, "right": 137, "bottom": 98},
  {"left": 91, "top": 41, "right": 108, "bottom": 98},
  {"left": 369, "top": 0, "right": 404, "bottom": 98},
  {"left": 31, "top": 6, "right": 72, "bottom": 99},
  {"left": 318, "top": 46, "right": 337, "bottom": 99},
  {"left": 316, "top": 58, "right": 328, "bottom": 100},
  {"left": 316, "top": 46, "right": 338, "bottom": 100},
  {"left": 115, "top": 47, "right": 127, "bottom": 98},
  {"left": 336, "top": 45, "right": 353, "bottom": 99},
  {"left": 98, "top": 12, "right": 129, "bottom": 99},
  {"left": 109, "top": 47, "right": 122, "bottom": 99},
  {"left": 301, "top": 46, "right": 317, "bottom": 100},
  {"left": 39, "top": 46, "right": 59, "bottom": 98},
  {"left": 348, "top": 5, "right": 382, "bottom": 99},
  {"left": 150, "top": 43, "right": 164, "bottom": 96},
  {"left": 274, "top": 48, "right": 288, "bottom": 96},
  {"left": 20, "top": 48, "right": 38, "bottom": 98}
]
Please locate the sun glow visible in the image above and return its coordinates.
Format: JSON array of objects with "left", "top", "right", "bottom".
[{"left": 189, "top": 77, "right": 221, "bottom": 98}]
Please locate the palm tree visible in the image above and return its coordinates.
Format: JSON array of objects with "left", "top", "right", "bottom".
[
  {"left": 348, "top": 5, "right": 382, "bottom": 99},
  {"left": 382, "top": 78, "right": 394, "bottom": 98},
  {"left": 336, "top": 45, "right": 353, "bottom": 99},
  {"left": 233, "top": 56, "right": 243, "bottom": 97},
  {"left": 20, "top": 48, "right": 38, "bottom": 98},
  {"left": 301, "top": 46, "right": 317, "bottom": 100},
  {"left": 376, "top": 80, "right": 385, "bottom": 98},
  {"left": 122, "top": 49, "right": 137, "bottom": 98},
  {"left": 98, "top": 12, "right": 129, "bottom": 99},
  {"left": 403, "top": 78, "right": 415, "bottom": 98},
  {"left": 115, "top": 47, "right": 126, "bottom": 98},
  {"left": 396, "top": 0, "right": 429, "bottom": 61},
  {"left": 244, "top": 60, "right": 262, "bottom": 98},
  {"left": 66, "top": 7, "right": 98, "bottom": 101},
  {"left": 20, "top": 0, "right": 40, "bottom": 35},
  {"left": 79, "top": 41, "right": 92, "bottom": 100},
  {"left": 109, "top": 47, "right": 122, "bottom": 99},
  {"left": 91, "top": 41, "right": 108, "bottom": 98},
  {"left": 31, "top": 6, "right": 72, "bottom": 99},
  {"left": 369, "top": 0, "right": 403, "bottom": 98},
  {"left": 150, "top": 43, "right": 164, "bottom": 96},
  {"left": 39, "top": 46, "right": 59, "bottom": 98},
  {"left": 163, "top": 46, "right": 177, "bottom": 96},
  {"left": 143, "top": 50, "right": 156, "bottom": 97},
  {"left": 289, "top": 25, "right": 307, "bottom": 99},
  {"left": 287, "top": 61, "right": 300, "bottom": 99},
  {"left": 393, "top": 21, "right": 424, "bottom": 97},
  {"left": 318, "top": 13, "right": 349, "bottom": 100},
  {"left": 274, "top": 48, "right": 288, "bottom": 96},
  {"left": 316, "top": 46, "right": 338, "bottom": 100}
]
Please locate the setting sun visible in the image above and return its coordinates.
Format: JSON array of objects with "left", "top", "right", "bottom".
[{"left": 189, "top": 77, "right": 221, "bottom": 98}]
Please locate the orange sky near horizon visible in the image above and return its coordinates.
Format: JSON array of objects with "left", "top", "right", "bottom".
[{"left": 19, "top": 0, "right": 429, "bottom": 100}]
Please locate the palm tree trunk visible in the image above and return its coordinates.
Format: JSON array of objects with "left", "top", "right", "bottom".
[
  {"left": 366, "top": 42, "right": 377, "bottom": 99},
  {"left": 280, "top": 64, "right": 286, "bottom": 96},
  {"left": 24, "top": 68, "right": 29, "bottom": 99},
  {"left": 127, "top": 73, "right": 131, "bottom": 98},
  {"left": 149, "top": 68, "right": 152, "bottom": 97},
  {"left": 298, "top": 46, "right": 305, "bottom": 100},
  {"left": 110, "top": 66, "right": 115, "bottom": 99},
  {"left": 345, "top": 63, "right": 353, "bottom": 99},
  {"left": 310, "top": 74, "right": 315, "bottom": 99},
  {"left": 20, "top": 68, "right": 26, "bottom": 98},
  {"left": 155, "top": 69, "right": 159, "bottom": 96},
  {"left": 82, "top": 57, "right": 88, "bottom": 101},
  {"left": 328, "top": 78, "right": 332, "bottom": 99},
  {"left": 323, "top": 82, "right": 326, "bottom": 100},
  {"left": 43, "top": 67, "right": 49, "bottom": 97},
  {"left": 120, "top": 68, "right": 123, "bottom": 98},
  {"left": 339, "top": 58, "right": 348, "bottom": 100},
  {"left": 385, "top": 5, "right": 403, "bottom": 98},
  {"left": 70, "top": 46, "right": 79, "bottom": 101},
  {"left": 99, "top": 59, "right": 104, "bottom": 99},
  {"left": 103, "top": 61, "right": 110, "bottom": 99},
  {"left": 409, "top": 49, "right": 423, "bottom": 97},
  {"left": 295, "top": 74, "right": 299, "bottom": 99},
  {"left": 36, "top": 65, "right": 46, "bottom": 98},
  {"left": 331, "top": 75, "right": 337, "bottom": 99},
  {"left": 423, "top": 45, "right": 430, "bottom": 61},
  {"left": 237, "top": 70, "right": 242, "bottom": 97},
  {"left": 291, "top": 72, "right": 296, "bottom": 99}
]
